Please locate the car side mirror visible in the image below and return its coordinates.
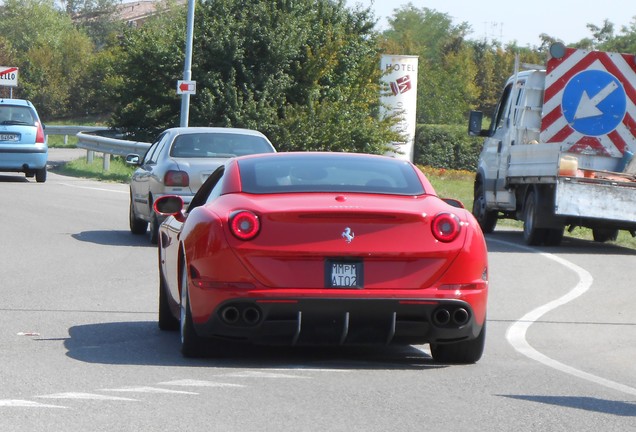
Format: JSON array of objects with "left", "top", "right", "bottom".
[
  {"left": 442, "top": 198, "right": 464, "bottom": 209},
  {"left": 468, "top": 111, "right": 490, "bottom": 137},
  {"left": 154, "top": 195, "right": 186, "bottom": 222},
  {"left": 125, "top": 154, "right": 141, "bottom": 166}
]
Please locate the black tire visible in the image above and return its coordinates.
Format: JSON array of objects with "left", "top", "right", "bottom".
[
  {"left": 592, "top": 228, "right": 619, "bottom": 243},
  {"left": 35, "top": 167, "right": 47, "bottom": 183},
  {"left": 158, "top": 269, "right": 179, "bottom": 331},
  {"left": 180, "top": 268, "right": 207, "bottom": 358},
  {"left": 544, "top": 227, "right": 564, "bottom": 247},
  {"left": 472, "top": 183, "right": 497, "bottom": 233},
  {"left": 129, "top": 194, "right": 148, "bottom": 235},
  {"left": 430, "top": 321, "right": 486, "bottom": 364},
  {"left": 523, "top": 191, "right": 547, "bottom": 246},
  {"left": 149, "top": 211, "right": 159, "bottom": 245}
]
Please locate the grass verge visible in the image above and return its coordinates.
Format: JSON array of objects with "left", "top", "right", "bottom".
[{"left": 52, "top": 156, "right": 134, "bottom": 183}]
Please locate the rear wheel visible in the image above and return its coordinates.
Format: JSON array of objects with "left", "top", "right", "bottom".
[
  {"left": 158, "top": 270, "right": 179, "bottom": 331},
  {"left": 430, "top": 321, "right": 486, "bottom": 364},
  {"left": 149, "top": 211, "right": 159, "bottom": 245},
  {"left": 592, "top": 228, "right": 619, "bottom": 243},
  {"left": 35, "top": 167, "right": 47, "bottom": 183},
  {"left": 129, "top": 194, "right": 148, "bottom": 235},
  {"left": 472, "top": 183, "right": 497, "bottom": 233},
  {"left": 523, "top": 191, "right": 547, "bottom": 246},
  {"left": 180, "top": 267, "right": 207, "bottom": 358}
]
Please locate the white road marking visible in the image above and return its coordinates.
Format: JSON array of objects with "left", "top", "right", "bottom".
[
  {"left": 159, "top": 379, "right": 245, "bottom": 388},
  {"left": 0, "top": 399, "right": 67, "bottom": 408},
  {"left": 101, "top": 386, "right": 198, "bottom": 395},
  {"left": 60, "top": 182, "right": 127, "bottom": 194},
  {"left": 494, "top": 238, "right": 636, "bottom": 397},
  {"left": 221, "top": 371, "right": 309, "bottom": 379},
  {"left": 37, "top": 392, "right": 137, "bottom": 401}
]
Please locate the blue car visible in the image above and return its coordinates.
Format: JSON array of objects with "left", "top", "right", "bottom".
[{"left": 0, "top": 99, "right": 48, "bottom": 182}]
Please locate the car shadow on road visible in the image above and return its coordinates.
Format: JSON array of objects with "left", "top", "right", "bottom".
[
  {"left": 0, "top": 174, "right": 29, "bottom": 183},
  {"left": 71, "top": 230, "right": 154, "bottom": 247},
  {"left": 62, "top": 321, "right": 446, "bottom": 371},
  {"left": 500, "top": 394, "right": 636, "bottom": 417}
]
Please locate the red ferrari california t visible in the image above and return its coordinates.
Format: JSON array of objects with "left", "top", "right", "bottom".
[{"left": 155, "top": 152, "right": 488, "bottom": 363}]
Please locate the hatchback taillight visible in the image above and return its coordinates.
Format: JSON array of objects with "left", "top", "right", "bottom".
[
  {"left": 431, "top": 212, "right": 461, "bottom": 242},
  {"left": 230, "top": 210, "right": 260, "bottom": 240},
  {"left": 164, "top": 170, "right": 189, "bottom": 187},
  {"left": 35, "top": 121, "right": 45, "bottom": 144}
]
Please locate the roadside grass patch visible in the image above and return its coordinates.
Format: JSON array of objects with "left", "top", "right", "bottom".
[{"left": 53, "top": 156, "right": 134, "bottom": 183}]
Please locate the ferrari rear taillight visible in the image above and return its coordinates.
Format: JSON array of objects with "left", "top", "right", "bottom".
[
  {"left": 164, "top": 170, "right": 189, "bottom": 187},
  {"left": 431, "top": 212, "right": 461, "bottom": 242},
  {"left": 35, "top": 121, "right": 45, "bottom": 144},
  {"left": 230, "top": 210, "right": 260, "bottom": 240}
]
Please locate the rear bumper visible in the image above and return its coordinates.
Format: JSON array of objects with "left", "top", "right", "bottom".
[
  {"left": 193, "top": 298, "right": 484, "bottom": 346},
  {"left": 0, "top": 146, "right": 48, "bottom": 171}
]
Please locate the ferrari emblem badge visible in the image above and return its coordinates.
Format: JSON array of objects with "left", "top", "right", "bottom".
[{"left": 341, "top": 227, "right": 355, "bottom": 243}]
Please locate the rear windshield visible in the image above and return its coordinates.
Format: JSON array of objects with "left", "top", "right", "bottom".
[
  {"left": 0, "top": 105, "right": 36, "bottom": 126},
  {"left": 169, "top": 133, "right": 272, "bottom": 158},
  {"left": 238, "top": 154, "right": 426, "bottom": 195}
]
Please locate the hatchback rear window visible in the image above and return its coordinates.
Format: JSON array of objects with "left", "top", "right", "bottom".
[
  {"left": 238, "top": 154, "right": 426, "bottom": 195},
  {"left": 0, "top": 106, "right": 35, "bottom": 126}
]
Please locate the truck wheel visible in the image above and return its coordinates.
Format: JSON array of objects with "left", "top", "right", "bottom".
[
  {"left": 523, "top": 191, "right": 547, "bottom": 246},
  {"left": 544, "top": 227, "right": 564, "bottom": 246},
  {"left": 472, "top": 183, "right": 497, "bottom": 233},
  {"left": 592, "top": 228, "right": 618, "bottom": 243}
]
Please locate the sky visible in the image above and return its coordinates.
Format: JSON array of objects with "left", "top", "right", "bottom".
[{"left": 346, "top": 0, "right": 636, "bottom": 47}]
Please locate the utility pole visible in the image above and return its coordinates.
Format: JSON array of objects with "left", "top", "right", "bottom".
[{"left": 179, "top": 0, "right": 196, "bottom": 127}]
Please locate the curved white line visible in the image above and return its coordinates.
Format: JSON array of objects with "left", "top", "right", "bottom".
[{"left": 493, "top": 238, "right": 636, "bottom": 397}]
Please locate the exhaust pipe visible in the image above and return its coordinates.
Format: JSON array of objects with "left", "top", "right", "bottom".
[
  {"left": 242, "top": 307, "right": 261, "bottom": 325},
  {"left": 432, "top": 308, "right": 451, "bottom": 327},
  {"left": 220, "top": 306, "right": 240, "bottom": 324},
  {"left": 452, "top": 308, "right": 470, "bottom": 326}
]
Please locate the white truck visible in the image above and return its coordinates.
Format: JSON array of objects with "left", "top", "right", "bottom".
[{"left": 469, "top": 43, "right": 636, "bottom": 246}]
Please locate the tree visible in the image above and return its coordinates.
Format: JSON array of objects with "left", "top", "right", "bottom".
[
  {"left": 62, "top": 0, "right": 123, "bottom": 49},
  {"left": 0, "top": 37, "right": 18, "bottom": 98},
  {"left": 381, "top": 5, "right": 477, "bottom": 124},
  {"left": 110, "top": 0, "right": 400, "bottom": 153},
  {"left": 0, "top": 0, "right": 95, "bottom": 117}
]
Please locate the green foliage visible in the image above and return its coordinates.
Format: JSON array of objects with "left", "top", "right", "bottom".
[
  {"left": 0, "top": 0, "right": 95, "bottom": 118},
  {"left": 413, "top": 124, "right": 482, "bottom": 171},
  {"left": 108, "top": 7, "right": 186, "bottom": 138},
  {"left": 111, "top": 0, "right": 399, "bottom": 152}
]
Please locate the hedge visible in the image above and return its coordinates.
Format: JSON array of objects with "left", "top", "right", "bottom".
[{"left": 413, "top": 124, "right": 484, "bottom": 172}]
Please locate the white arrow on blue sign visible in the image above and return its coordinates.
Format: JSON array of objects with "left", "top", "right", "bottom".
[{"left": 562, "top": 70, "right": 626, "bottom": 136}]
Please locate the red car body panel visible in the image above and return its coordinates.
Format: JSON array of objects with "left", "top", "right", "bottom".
[{"left": 158, "top": 152, "right": 488, "bottom": 353}]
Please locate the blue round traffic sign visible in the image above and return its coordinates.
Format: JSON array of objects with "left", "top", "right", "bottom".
[{"left": 561, "top": 70, "right": 626, "bottom": 136}]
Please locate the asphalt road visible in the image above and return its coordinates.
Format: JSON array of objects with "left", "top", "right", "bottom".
[{"left": 1, "top": 168, "right": 635, "bottom": 431}]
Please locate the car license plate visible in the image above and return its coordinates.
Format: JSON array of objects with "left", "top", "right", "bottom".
[
  {"left": 0, "top": 133, "right": 18, "bottom": 142},
  {"left": 325, "top": 260, "right": 363, "bottom": 288}
]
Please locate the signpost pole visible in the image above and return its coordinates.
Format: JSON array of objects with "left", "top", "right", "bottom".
[{"left": 179, "top": 0, "right": 196, "bottom": 127}]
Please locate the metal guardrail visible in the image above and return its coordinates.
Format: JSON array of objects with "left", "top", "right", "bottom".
[
  {"left": 75, "top": 131, "right": 151, "bottom": 156},
  {"left": 45, "top": 125, "right": 151, "bottom": 171}
]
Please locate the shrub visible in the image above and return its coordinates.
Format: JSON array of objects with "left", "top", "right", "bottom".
[{"left": 413, "top": 124, "right": 483, "bottom": 171}]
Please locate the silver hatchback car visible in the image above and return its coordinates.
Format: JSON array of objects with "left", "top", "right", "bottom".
[
  {"left": 0, "top": 98, "right": 48, "bottom": 182},
  {"left": 126, "top": 127, "right": 276, "bottom": 243}
]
